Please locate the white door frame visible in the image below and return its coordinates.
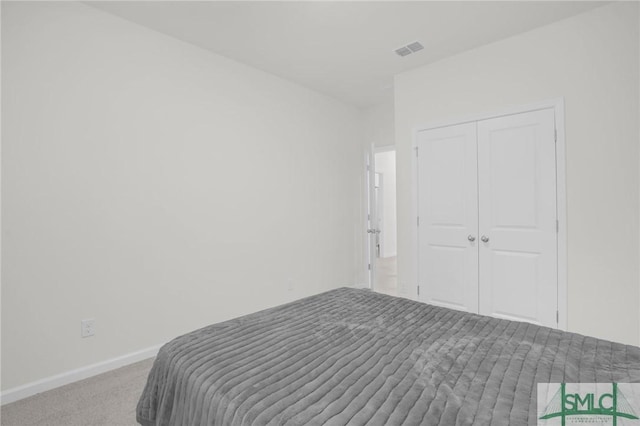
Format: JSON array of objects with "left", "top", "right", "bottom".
[
  {"left": 364, "top": 146, "right": 375, "bottom": 289},
  {"left": 411, "top": 98, "right": 567, "bottom": 330}
]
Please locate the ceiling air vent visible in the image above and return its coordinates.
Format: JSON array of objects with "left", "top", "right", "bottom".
[
  {"left": 394, "top": 41, "right": 424, "bottom": 57},
  {"left": 407, "top": 41, "right": 424, "bottom": 53},
  {"left": 394, "top": 46, "right": 412, "bottom": 57}
]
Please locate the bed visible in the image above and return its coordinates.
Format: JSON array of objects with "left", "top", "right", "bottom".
[{"left": 137, "top": 287, "right": 640, "bottom": 425}]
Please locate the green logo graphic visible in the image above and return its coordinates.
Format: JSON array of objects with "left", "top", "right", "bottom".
[{"left": 539, "top": 383, "right": 639, "bottom": 425}]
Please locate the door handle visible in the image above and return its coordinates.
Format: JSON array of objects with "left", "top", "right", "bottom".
[
  {"left": 467, "top": 235, "right": 476, "bottom": 242},
  {"left": 481, "top": 235, "right": 489, "bottom": 243}
]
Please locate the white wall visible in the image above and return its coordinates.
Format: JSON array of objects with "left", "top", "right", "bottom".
[
  {"left": 395, "top": 2, "right": 640, "bottom": 345},
  {"left": 364, "top": 98, "right": 394, "bottom": 148},
  {"left": 374, "top": 151, "right": 397, "bottom": 258},
  {"left": 1, "top": 1, "right": 364, "bottom": 391}
]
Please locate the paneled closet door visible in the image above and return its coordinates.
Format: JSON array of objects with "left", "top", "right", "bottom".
[
  {"left": 477, "top": 109, "right": 558, "bottom": 327},
  {"left": 416, "top": 123, "right": 479, "bottom": 313}
]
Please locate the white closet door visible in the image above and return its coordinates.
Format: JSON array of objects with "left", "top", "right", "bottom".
[
  {"left": 477, "top": 109, "right": 557, "bottom": 327},
  {"left": 417, "top": 123, "right": 478, "bottom": 312}
]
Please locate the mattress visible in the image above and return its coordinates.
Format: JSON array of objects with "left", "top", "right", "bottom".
[{"left": 137, "top": 287, "right": 640, "bottom": 425}]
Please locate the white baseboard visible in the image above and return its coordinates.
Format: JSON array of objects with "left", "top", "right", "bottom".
[{"left": 1, "top": 343, "right": 163, "bottom": 405}]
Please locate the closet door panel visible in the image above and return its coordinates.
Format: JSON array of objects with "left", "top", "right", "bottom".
[
  {"left": 477, "top": 109, "right": 558, "bottom": 327},
  {"left": 417, "top": 123, "right": 478, "bottom": 312}
]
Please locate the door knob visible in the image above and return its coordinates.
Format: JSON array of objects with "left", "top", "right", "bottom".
[
  {"left": 481, "top": 235, "right": 489, "bottom": 243},
  {"left": 467, "top": 235, "right": 476, "bottom": 242}
]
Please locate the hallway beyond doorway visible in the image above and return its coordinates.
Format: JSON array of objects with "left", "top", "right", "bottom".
[{"left": 374, "top": 256, "right": 397, "bottom": 297}]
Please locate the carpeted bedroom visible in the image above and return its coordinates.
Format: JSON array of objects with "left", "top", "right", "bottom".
[{"left": 2, "top": 1, "right": 639, "bottom": 425}]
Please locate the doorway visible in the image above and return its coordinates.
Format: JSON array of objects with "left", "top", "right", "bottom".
[{"left": 367, "top": 146, "right": 397, "bottom": 296}]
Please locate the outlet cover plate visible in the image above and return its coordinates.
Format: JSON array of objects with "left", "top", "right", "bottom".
[{"left": 81, "top": 319, "right": 95, "bottom": 338}]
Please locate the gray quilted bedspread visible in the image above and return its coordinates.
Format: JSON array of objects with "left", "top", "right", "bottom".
[{"left": 137, "top": 287, "right": 640, "bottom": 426}]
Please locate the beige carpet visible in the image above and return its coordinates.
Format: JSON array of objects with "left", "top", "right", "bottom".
[{"left": 1, "top": 358, "right": 154, "bottom": 426}]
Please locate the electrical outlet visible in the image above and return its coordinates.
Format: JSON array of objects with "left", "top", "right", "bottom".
[{"left": 81, "top": 319, "right": 95, "bottom": 338}]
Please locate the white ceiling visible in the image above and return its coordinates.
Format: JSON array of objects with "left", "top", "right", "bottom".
[{"left": 89, "top": 1, "right": 603, "bottom": 108}]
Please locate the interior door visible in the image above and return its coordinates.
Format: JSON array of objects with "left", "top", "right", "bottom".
[
  {"left": 417, "top": 122, "right": 479, "bottom": 312},
  {"left": 477, "top": 109, "right": 558, "bottom": 327},
  {"left": 366, "top": 147, "right": 378, "bottom": 288}
]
